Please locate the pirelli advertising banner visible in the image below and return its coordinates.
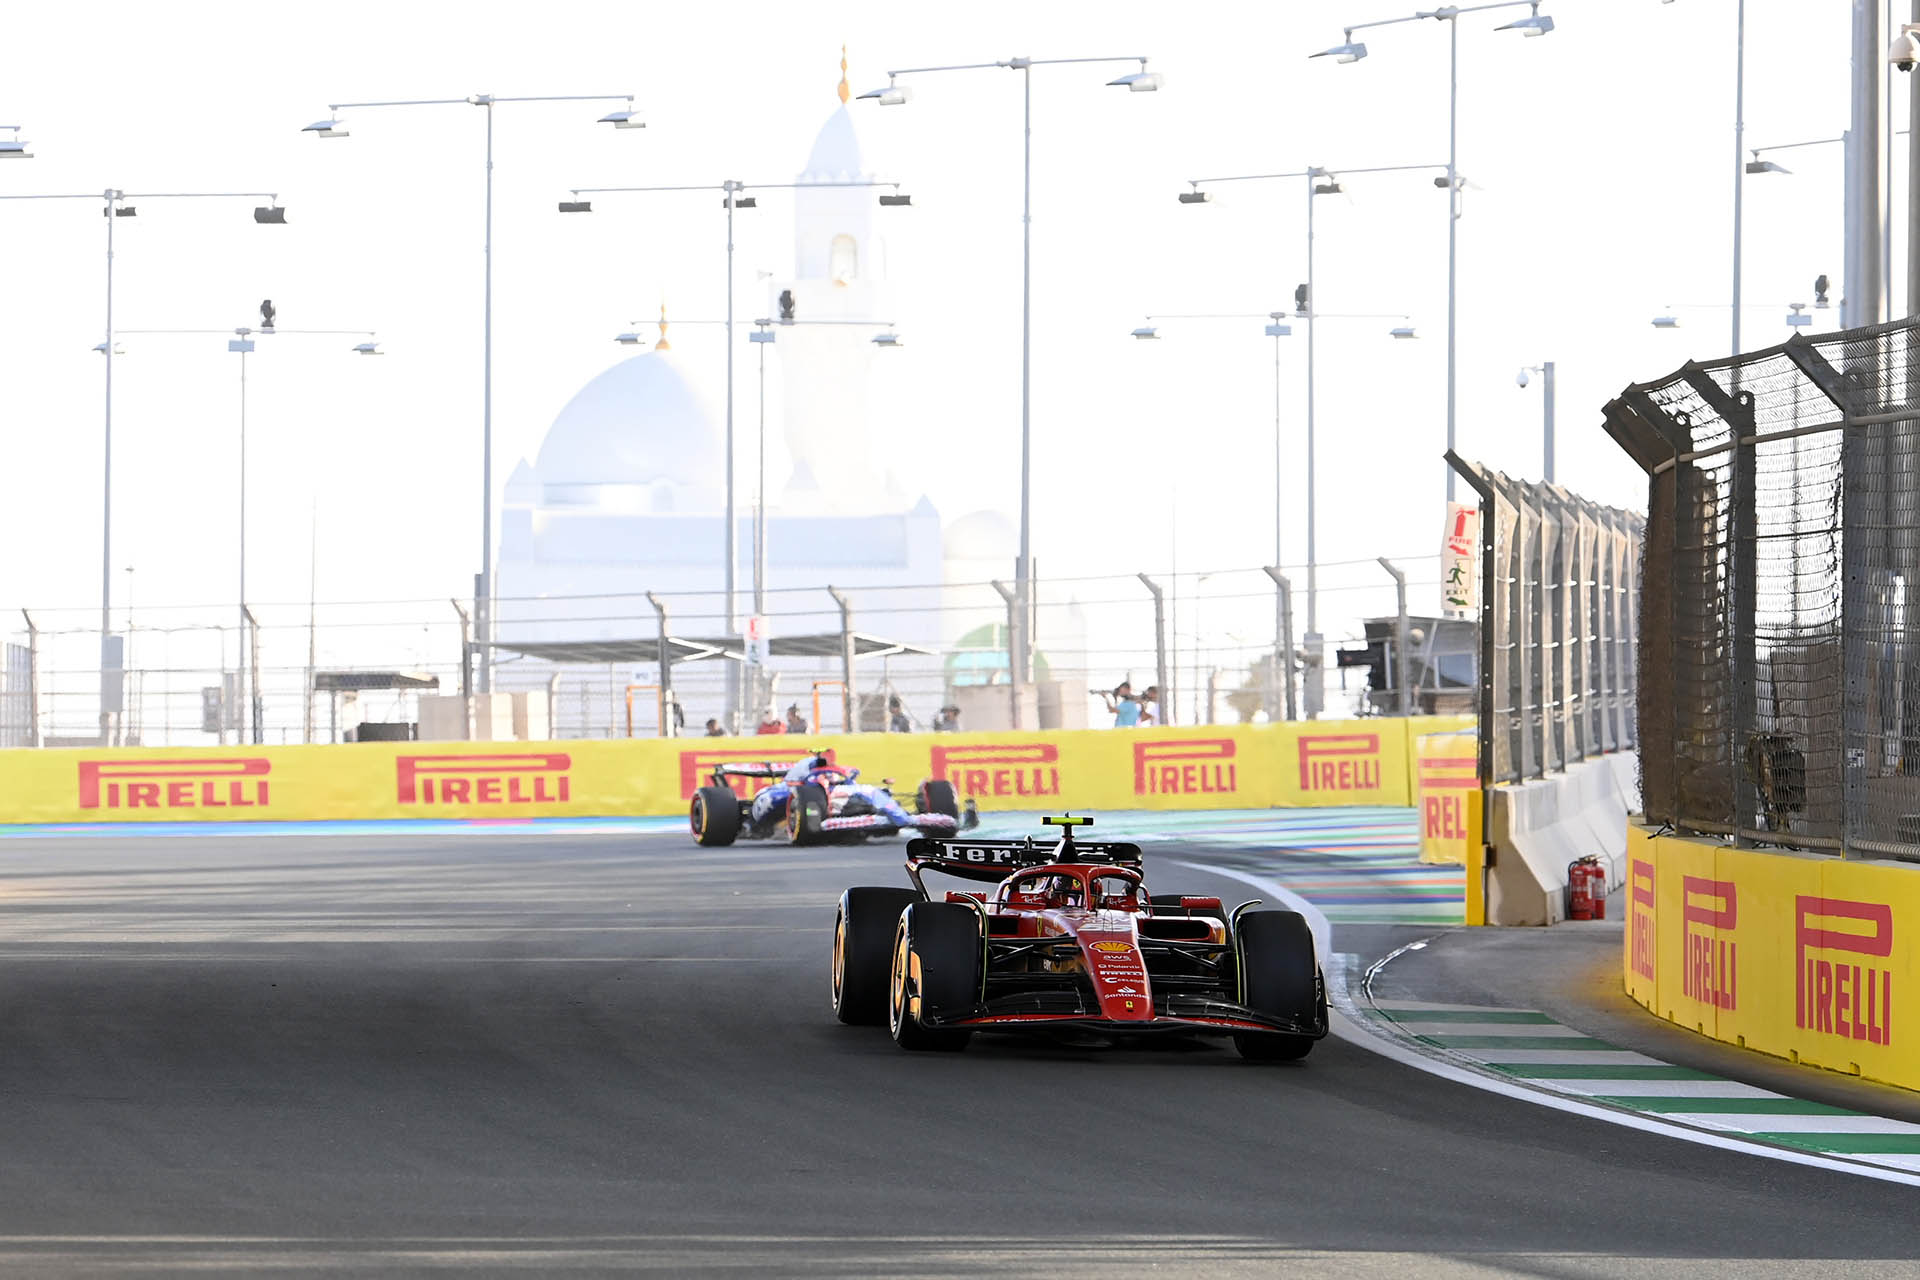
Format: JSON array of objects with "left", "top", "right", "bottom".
[
  {"left": 1626, "top": 825, "right": 1920, "bottom": 1092},
  {"left": 0, "top": 715, "right": 1464, "bottom": 827}
]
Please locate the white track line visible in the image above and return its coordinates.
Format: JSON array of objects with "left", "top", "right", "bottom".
[{"left": 1175, "top": 859, "right": 1920, "bottom": 1188}]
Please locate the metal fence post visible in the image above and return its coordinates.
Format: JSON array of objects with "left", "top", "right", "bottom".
[
  {"left": 451, "top": 598, "right": 473, "bottom": 742},
  {"left": 1378, "top": 558, "right": 1411, "bottom": 716},
  {"left": 1138, "top": 574, "right": 1170, "bottom": 729},
  {"left": 827, "top": 585, "right": 855, "bottom": 732},
  {"left": 1262, "top": 566, "right": 1297, "bottom": 722},
  {"left": 1446, "top": 454, "right": 1498, "bottom": 785},
  {"left": 989, "top": 579, "right": 1020, "bottom": 730},
  {"left": 646, "top": 591, "right": 672, "bottom": 739},
  {"left": 244, "top": 605, "right": 262, "bottom": 747},
  {"left": 21, "top": 610, "right": 38, "bottom": 749}
]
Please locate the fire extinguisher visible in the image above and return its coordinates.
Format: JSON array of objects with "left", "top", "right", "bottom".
[{"left": 1567, "top": 856, "right": 1607, "bottom": 921}]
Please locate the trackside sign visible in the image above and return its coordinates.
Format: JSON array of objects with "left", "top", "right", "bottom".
[
  {"left": 396, "top": 753, "right": 572, "bottom": 806},
  {"left": 79, "top": 757, "right": 271, "bottom": 810}
]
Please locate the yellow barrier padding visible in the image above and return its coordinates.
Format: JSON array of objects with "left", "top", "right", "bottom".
[
  {"left": 0, "top": 717, "right": 1465, "bottom": 826},
  {"left": 1416, "top": 730, "right": 1478, "bottom": 865},
  {"left": 1464, "top": 787, "right": 1486, "bottom": 927},
  {"left": 1627, "top": 826, "right": 1920, "bottom": 1091}
]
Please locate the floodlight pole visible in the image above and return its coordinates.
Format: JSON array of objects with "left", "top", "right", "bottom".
[
  {"left": 0, "top": 187, "right": 284, "bottom": 744},
  {"left": 563, "top": 179, "right": 901, "bottom": 727},
  {"left": 867, "top": 54, "right": 1157, "bottom": 726},
  {"left": 313, "top": 93, "right": 638, "bottom": 699},
  {"left": 1181, "top": 162, "right": 1440, "bottom": 714}
]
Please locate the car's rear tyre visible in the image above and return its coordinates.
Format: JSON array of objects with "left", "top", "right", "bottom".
[
  {"left": 888, "top": 902, "right": 980, "bottom": 1051},
  {"left": 915, "top": 779, "right": 960, "bottom": 821},
  {"left": 1232, "top": 909, "right": 1323, "bottom": 1062},
  {"left": 690, "top": 786, "right": 741, "bottom": 846},
  {"left": 786, "top": 782, "right": 828, "bottom": 846},
  {"left": 833, "top": 887, "right": 918, "bottom": 1025}
]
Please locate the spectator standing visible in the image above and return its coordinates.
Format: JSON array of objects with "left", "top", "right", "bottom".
[
  {"left": 934, "top": 705, "right": 961, "bottom": 732},
  {"left": 1101, "top": 681, "right": 1143, "bottom": 728},
  {"left": 1139, "top": 686, "right": 1160, "bottom": 725},
  {"left": 785, "top": 704, "right": 809, "bottom": 735},
  {"left": 756, "top": 708, "right": 786, "bottom": 735},
  {"left": 704, "top": 718, "right": 725, "bottom": 737},
  {"left": 887, "top": 696, "right": 911, "bottom": 733}
]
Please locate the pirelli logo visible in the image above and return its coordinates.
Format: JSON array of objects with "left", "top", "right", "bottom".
[
  {"left": 79, "top": 757, "right": 271, "bottom": 810},
  {"left": 396, "top": 753, "right": 571, "bottom": 806},
  {"left": 1796, "top": 896, "right": 1893, "bottom": 1046},
  {"left": 1132, "top": 739, "right": 1238, "bottom": 796},
  {"left": 929, "top": 744, "right": 1060, "bottom": 799},
  {"left": 1297, "top": 733, "right": 1382, "bottom": 793},
  {"left": 1627, "top": 858, "right": 1657, "bottom": 985},
  {"left": 1681, "top": 876, "right": 1737, "bottom": 1011}
]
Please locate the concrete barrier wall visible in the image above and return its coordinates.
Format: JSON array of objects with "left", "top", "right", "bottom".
[
  {"left": 1484, "top": 753, "right": 1639, "bottom": 925},
  {"left": 0, "top": 716, "right": 1474, "bottom": 825},
  {"left": 1626, "top": 825, "right": 1918, "bottom": 1092}
]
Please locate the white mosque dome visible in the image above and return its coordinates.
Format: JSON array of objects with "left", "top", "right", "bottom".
[
  {"left": 532, "top": 349, "right": 723, "bottom": 511},
  {"left": 803, "top": 104, "right": 870, "bottom": 183}
]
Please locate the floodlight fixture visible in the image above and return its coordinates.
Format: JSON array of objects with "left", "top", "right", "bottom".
[
  {"left": 108, "top": 205, "right": 136, "bottom": 217},
  {"left": 1746, "top": 152, "right": 1790, "bottom": 175},
  {"left": 1390, "top": 325, "right": 1418, "bottom": 340},
  {"left": 1107, "top": 64, "right": 1164, "bottom": 92},
  {"left": 1652, "top": 314, "right": 1681, "bottom": 329},
  {"left": 1311, "top": 32, "right": 1368, "bottom": 63},
  {"left": 1177, "top": 189, "right": 1213, "bottom": 204},
  {"left": 1786, "top": 303, "right": 1812, "bottom": 328},
  {"left": 871, "top": 331, "right": 904, "bottom": 347},
  {"left": 0, "top": 126, "right": 31, "bottom": 159},
  {"left": 558, "top": 200, "right": 592, "bottom": 213},
  {"left": 1496, "top": 4, "right": 1555, "bottom": 37},
  {"left": 302, "top": 117, "right": 349, "bottom": 138},
  {"left": 1265, "top": 321, "right": 1293, "bottom": 338},
  {"left": 722, "top": 195, "right": 758, "bottom": 209},
  {"left": 598, "top": 107, "right": 645, "bottom": 129},
  {"left": 1131, "top": 326, "right": 1160, "bottom": 340},
  {"left": 228, "top": 338, "right": 255, "bottom": 353},
  {"left": 749, "top": 327, "right": 776, "bottom": 344},
  {"left": 1313, "top": 180, "right": 1342, "bottom": 196},
  {"left": 856, "top": 82, "right": 913, "bottom": 106},
  {"left": 614, "top": 331, "right": 645, "bottom": 345},
  {"left": 253, "top": 205, "right": 287, "bottom": 224},
  {"left": 878, "top": 192, "right": 912, "bottom": 206},
  {"left": 352, "top": 341, "right": 383, "bottom": 355},
  {"left": 92, "top": 341, "right": 123, "bottom": 355}
]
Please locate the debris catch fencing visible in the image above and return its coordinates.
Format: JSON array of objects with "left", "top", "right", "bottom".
[
  {"left": 1604, "top": 316, "right": 1920, "bottom": 861},
  {"left": 1446, "top": 454, "right": 1641, "bottom": 786}
]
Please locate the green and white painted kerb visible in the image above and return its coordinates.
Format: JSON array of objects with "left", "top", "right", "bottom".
[{"left": 1374, "top": 1000, "right": 1920, "bottom": 1173}]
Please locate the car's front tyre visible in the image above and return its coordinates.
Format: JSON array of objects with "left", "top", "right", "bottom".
[
  {"left": 888, "top": 902, "right": 980, "bottom": 1052},
  {"left": 1232, "top": 909, "right": 1323, "bottom": 1062}
]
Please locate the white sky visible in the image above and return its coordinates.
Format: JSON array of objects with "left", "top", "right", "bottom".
[{"left": 0, "top": 0, "right": 1879, "bottom": 637}]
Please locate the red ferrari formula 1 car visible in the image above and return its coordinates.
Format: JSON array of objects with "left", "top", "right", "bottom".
[{"left": 830, "top": 815, "right": 1328, "bottom": 1060}]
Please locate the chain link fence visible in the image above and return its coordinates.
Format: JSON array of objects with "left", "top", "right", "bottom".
[
  {"left": 1447, "top": 455, "right": 1641, "bottom": 786},
  {"left": 1604, "top": 316, "right": 1920, "bottom": 860},
  {"left": 2, "top": 557, "right": 1448, "bottom": 747}
]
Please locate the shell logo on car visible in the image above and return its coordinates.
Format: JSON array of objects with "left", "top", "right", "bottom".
[
  {"left": 78, "top": 757, "right": 272, "bottom": 811},
  {"left": 1091, "top": 941, "right": 1133, "bottom": 954}
]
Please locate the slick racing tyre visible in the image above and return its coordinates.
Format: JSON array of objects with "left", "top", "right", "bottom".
[
  {"left": 833, "top": 887, "right": 919, "bottom": 1025},
  {"left": 690, "top": 786, "right": 742, "bottom": 847},
  {"left": 1232, "top": 909, "right": 1324, "bottom": 1062},
  {"left": 915, "top": 779, "right": 960, "bottom": 821},
  {"left": 786, "top": 782, "right": 829, "bottom": 846},
  {"left": 888, "top": 902, "right": 980, "bottom": 1052}
]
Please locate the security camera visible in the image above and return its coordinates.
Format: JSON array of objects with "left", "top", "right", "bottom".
[
  {"left": 1516, "top": 368, "right": 1530, "bottom": 388},
  {"left": 1890, "top": 26, "right": 1920, "bottom": 71}
]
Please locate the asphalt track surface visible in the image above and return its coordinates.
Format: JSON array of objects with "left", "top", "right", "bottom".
[{"left": 0, "top": 829, "right": 1915, "bottom": 1277}]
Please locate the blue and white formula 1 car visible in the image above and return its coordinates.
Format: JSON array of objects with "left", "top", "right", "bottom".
[{"left": 689, "top": 754, "right": 960, "bottom": 846}]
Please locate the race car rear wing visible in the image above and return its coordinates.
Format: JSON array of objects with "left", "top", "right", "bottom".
[
  {"left": 709, "top": 761, "right": 801, "bottom": 779},
  {"left": 904, "top": 834, "right": 1145, "bottom": 884}
]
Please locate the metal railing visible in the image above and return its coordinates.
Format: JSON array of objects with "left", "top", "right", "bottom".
[
  {"left": 1603, "top": 316, "right": 1920, "bottom": 860},
  {"left": 0, "top": 558, "right": 1453, "bottom": 746},
  {"left": 1447, "top": 455, "right": 1642, "bottom": 787}
]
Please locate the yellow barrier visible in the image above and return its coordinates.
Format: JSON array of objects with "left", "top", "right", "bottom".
[
  {"left": 1415, "top": 730, "right": 1478, "bottom": 865},
  {"left": 0, "top": 717, "right": 1474, "bottom": 826},
  {"left": 1626, "top": 825, "right": 1920, "bottom": 1091}
]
